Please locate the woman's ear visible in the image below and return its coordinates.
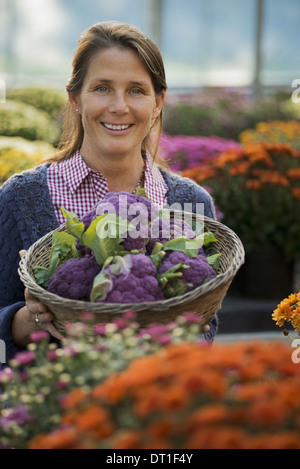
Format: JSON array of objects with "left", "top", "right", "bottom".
[
  {"left": 68, "top": 93, "right": 81, "bottom": 114},
  {"left": 154, "top": 89, "right": 166, "bottom": 117}
]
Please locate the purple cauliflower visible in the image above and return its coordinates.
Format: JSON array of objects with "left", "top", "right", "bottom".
[
  {"left": 48, "top": 256, "right": 101, "bottom": 301},
  {"left": 91, "top": 253, "right": 165, "bottom": 303},
  {"left": 146, "top": 218, "right": 196, "bottom": 254},
  {"left": 158, "top": 250, "right": 216, "bottom": 298},
  {"left": 81, "top": 191, "right": 159, "bottom": 252}
]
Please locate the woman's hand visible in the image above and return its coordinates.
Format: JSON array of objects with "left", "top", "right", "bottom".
[
  {"left": 24, "top": 288, "right": 65, "bottom": 341},
  {"left": 11, "top": 288, "right": 65, "bottom": 348}
]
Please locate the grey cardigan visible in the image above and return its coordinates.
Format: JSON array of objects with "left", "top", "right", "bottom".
[{"left": 0, "top": 163, "right": 218, "bottom": 366}]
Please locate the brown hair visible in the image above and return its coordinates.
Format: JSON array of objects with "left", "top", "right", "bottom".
[{"left": 46, "top": 21, "right": 168, "bottom": 167}]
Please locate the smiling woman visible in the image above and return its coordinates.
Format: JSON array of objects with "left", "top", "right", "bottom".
[
  {"left": 67, "top": 46, "right": 165, "bottom": 186},
  {"left": 0, "top": 21, "right": 218, "bottom": 367}
]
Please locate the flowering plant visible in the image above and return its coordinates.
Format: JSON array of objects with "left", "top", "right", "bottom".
[
  {"left": 0, "top": 136, "right": 54, "bottom": 185},
  {"left": 29, "top": 340, "right": 300, "bottom": 449},
  {"left": 182, "top": 142, "right": 300, "bottom": 260},
  {"left": 0, "top": 311, "right": 205, "bottom": 449},
  {"left": 163, "top": 89, "right": 296, "bottom": 140},
  {"left": 159, "top": 132, "right": 241, "bottom": 172},
  {"left": 2, "top": 310, "right": 300, "bottom": 449},
  {"left": 272, "top": 291, "right": 300, "bottom": 336},
  {"left": 240, "top": 120, "right": 300, "bottom": 151}
]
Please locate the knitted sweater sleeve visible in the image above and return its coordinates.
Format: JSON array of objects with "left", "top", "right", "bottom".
[
  {"left": 0, "top": 165, "right": 59, "bottom": 368},
  {"left": 0, "top": 190, "right": 28, "bottom": 365}
]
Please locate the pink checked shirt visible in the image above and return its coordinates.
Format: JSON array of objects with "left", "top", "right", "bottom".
[{"left": 47, "top": 151, "right": 169, "bottom": 225}]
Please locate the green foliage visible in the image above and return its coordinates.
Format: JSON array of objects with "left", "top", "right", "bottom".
[
  {"left": 163, "top": 89, "right": 298, "bottom": 139},
  {"left": 7, "top": 87, "right": 66, "bottom": 120},
  {"left": 0, "top": 100, "right": 61, "bottom": 145},
  {"left": 33, "top": 231, "right": 79, "bottom": 288}
]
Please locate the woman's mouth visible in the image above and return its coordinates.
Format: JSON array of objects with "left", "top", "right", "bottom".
[{"left": 102, "top": 123, "right": 133, "bottom": 131}]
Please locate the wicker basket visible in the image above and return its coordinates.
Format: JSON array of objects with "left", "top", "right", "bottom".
[{"left": 18, "top": 213, "right": 245, "bottom": 335}]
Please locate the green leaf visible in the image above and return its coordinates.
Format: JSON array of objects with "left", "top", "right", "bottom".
[
  {"left": 33, "top": 266, "right": 52, "bottom": 287},
  {"left": 157, "top": 263, "right": 190, "bottom": 298},
  {"left": 90, "top": 271, "right": 113, "bottom": 302},
  {"left": 33, "top": 231, "right": 79, "bottom": 288},
  {"left": 109, "top": 255, "right": 132, "bottom": 276},
  {"left": 162, "top": 236, "right": 201, "bottom": 258},
  {"left": 203, "top": 231, "right": 217, "bottom": 245},
  {"left": 135, "top": 187, "right": 149, "bottom": 199},
  {"left": 81, "top": 213, "right": 134, "bottom": 266},
  {"left": 60, "top": 207, "right": 85, "bottom": 243},
  {"left": 207, "top": 253, "right": 221, "bottom": 273}
]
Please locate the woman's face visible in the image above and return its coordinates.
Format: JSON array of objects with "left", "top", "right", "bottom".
[{"left": 70, "top": 46, "right": 165, "bottom": 164}]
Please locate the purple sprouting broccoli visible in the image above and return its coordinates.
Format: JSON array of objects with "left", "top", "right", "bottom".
[
  {"left": 80, "top": 191, "right": 159, "bottom": 253},
  {"left": 48, "top": 256, "right": 101, "bottom": 301},
  {"left": 91, "top": 253, "right": 165, "bottom": 303},
  {"left": 157, "top": 250, "right": 216, "bottom": 298}
]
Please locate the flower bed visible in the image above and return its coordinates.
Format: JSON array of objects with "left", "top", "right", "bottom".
[
  {"left": 182, "top": 142, "right": 300, "bottom": 261},
  {"left": 159, "top": 132, "right": 241, "bottom": 172},
  {"left": 0, "top": 137, "right": 54, "bottom": 185},
  {"left": 27, "top": 340, "right": 300, "bottom": 449},
  {"left": 163, "top": 89, "right": 297, "bottom": 140},
  {"left": 1, "top": 311, "right": 300, "bottom": 449},
  {"left": 0, "top": 312, "right": 205, "bottom": 449},
  {"left": 239, "top": 120, "right": 300, "bottom": 150}
]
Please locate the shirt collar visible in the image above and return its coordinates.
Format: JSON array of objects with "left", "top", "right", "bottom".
[
  {"left": 60, "top": 150, "right": 168, "bottom": 200},
  {"left": 59, "top": 151, "right": 92, "bottom": 194},
  {"left": 144, "top": 154, "right": 169, "bottom": 201}
]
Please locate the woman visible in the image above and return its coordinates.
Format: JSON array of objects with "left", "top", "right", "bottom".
[{"left": 0, "top": 22, "right": 217, "bottom": 366}]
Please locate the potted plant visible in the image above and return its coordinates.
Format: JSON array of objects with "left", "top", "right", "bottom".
[{"left": 182, "top": 142, "right": 300, "bottom": 298}]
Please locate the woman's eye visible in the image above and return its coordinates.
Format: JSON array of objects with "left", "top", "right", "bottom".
[
  {"left": 97, "top": 86, "right": 109, "bottom": 92},
  {"left": 131, "top": 88, "right": 143, "bottom": 95}
]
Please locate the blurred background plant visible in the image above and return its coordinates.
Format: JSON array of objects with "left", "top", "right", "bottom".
[
  {"left": 159, "top": 131, "right": 241, "bottom": 172},
  {"left": 239, "top": 120, "right": 300, "bottom": 150},
  {"left": 1, "top": 311, "right": 300, "bottom": 450},
  {"left": 163, "top": 89, "right": 298, "bottom": 140},
  {"left": 182, "top": 142, "right": 300, "bottom": 298},
  {"left": 6, "top": 87, "right": 66, "bottom": 121},
  {"left": 0, "top": 311, "right": 205, "bottom": 449},
  {"left": 30, "top": 339, "right": 299, "bottom": 450},
  {"left": 0, "top": 136, "right": 54, "bottom": 184},
  {"left": 182, "top": 142, "right": 300, "bottom": 261},
  {"left": 0, "top": 100, "right": 60, "bottom": 145}
]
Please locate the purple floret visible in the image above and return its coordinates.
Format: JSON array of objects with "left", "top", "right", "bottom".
[
  {"left": 102, "top": 253, "right": 165, "bottom": 303},
  {"left": 48, "top": 256, "right": 101, "bottom": 301},
  {"left": 159, "top": 250, "right": 216, "bottom": 292},
  {"left": 81, "top": 191, "right": 159, "bottom": 226},
  {"left": 80, "top": 192, "right": 159, "bottom": 252},
  {"left": 146, "top": 218, "right": 196, "bottom": 254}
]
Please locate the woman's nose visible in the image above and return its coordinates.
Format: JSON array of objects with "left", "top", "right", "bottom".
[{"left": 109, "top": 92, "right": 129, "bottom": 115}]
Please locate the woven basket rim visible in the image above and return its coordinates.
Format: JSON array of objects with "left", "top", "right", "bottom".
[{"left": 18, "top": 214, "right": 245, "bottom": 314}]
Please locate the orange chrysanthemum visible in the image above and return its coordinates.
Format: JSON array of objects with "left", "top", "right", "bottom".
[{"left": 28, "top": 340, "right": 300, "bottom": 450}]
